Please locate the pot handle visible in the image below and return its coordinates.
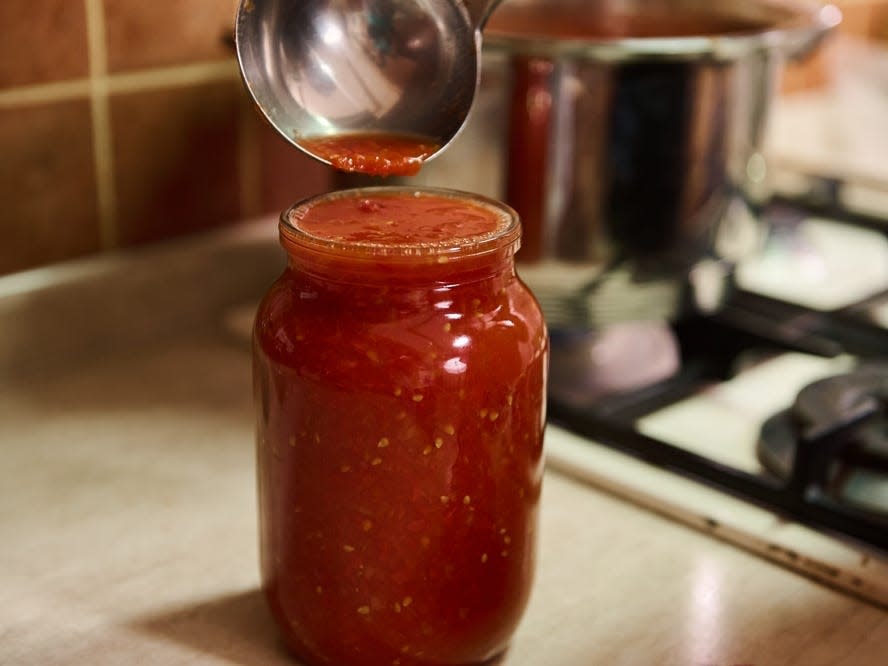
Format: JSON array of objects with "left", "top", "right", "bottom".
[
  {"left": 781, "top": 3, "right": 842, "bottom": 61},
  {"left": 462, "top": 0, "right": 503, "bottom": 29},
  {"left": 505, "top": 57, "right": 555, "bottom": 263}
]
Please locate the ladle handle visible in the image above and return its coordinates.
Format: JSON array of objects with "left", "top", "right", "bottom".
[{"left": 462, "top": 0, "right": 503, "bottom": 29}]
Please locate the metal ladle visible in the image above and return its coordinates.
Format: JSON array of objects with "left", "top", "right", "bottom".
[{"left": 235, "top": 0, "right": 501, "bottom": 167}]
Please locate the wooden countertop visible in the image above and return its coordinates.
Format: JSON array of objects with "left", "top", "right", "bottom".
[{"left": 1, "top": 222, "right": 886, "bottom": 665}]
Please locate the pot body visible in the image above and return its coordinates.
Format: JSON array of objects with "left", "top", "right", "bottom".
[{"left": 379, "top": 0, "right": 837, "bottom": 329}]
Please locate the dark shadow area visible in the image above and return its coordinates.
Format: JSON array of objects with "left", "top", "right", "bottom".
[
  {"left": 132, "top": 588, "right": 296, "bottom": 666},
  {"left": 133, "top": 588, "right": 513, "bottom": 666}
]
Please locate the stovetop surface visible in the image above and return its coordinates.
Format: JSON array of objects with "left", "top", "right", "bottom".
[{"left": 548, "top": 196, "right": 888, "bottom": 553}]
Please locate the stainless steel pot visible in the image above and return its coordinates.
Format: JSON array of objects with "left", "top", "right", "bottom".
[{"left": 376, "top": 0, "right": 839, "bottom": 330}]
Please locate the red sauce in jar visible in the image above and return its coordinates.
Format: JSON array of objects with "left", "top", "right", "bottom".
[
  {"left": 486, "top": 6, "right": 774, "bottom": 40},
  {"left": 254, "top": 188, "right": 548, "bottom": 666},
  {"left": 294, "top": 192, "right": 502, "bottom": 245},
  {"left": 301, "top": 134, "right": 441, "bottom": 177}
]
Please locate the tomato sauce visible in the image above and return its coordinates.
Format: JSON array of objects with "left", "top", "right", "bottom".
[
  {"left": 486, "top": 6, "right": 773, "bottom": 40},
  {"left": 301, "top": 134, "right": 441, "bottom": 177},
  {"left": 294, "top": 192, "right": 503, "bottom": 245},
  {"left": 253, "top": 188, "right": 548, "bottom": 666}
]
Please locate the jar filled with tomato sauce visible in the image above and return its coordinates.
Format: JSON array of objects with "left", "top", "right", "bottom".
[{"left": 253, "top": 186, "right": 548, "bottom": 666}]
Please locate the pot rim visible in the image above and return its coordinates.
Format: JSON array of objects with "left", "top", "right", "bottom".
[{"left": 483, "top": 0, "right": 841, "bottom": 62}]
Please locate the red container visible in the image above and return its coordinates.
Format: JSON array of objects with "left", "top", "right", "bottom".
[{"left": 253, "top": 187, "right": 548, "bottom": 666}]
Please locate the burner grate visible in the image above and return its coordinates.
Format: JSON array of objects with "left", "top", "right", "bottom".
[{"left": 549, "top": 312, "right": 888, "bottom": 554}]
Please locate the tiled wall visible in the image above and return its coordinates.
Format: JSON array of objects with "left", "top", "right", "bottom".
[
  {"left": 4, "top": 1, "right": 884, "bottom": 278},
  {"left": 0, "top": 0, "right": 332, "bottom": 276}
]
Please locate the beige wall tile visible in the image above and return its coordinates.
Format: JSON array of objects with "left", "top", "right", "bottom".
[
  {"left": 110, "top": 81, "right": 242, "bottom": 246},
  {"left": 0, "top": 0, "right": 90, "bottom": 89},
  {"left": 104, "top": 0, "right": 238, "bottom": 72},
  {"left": 0, "top": 100, "right": 101, "bottom": 275}
]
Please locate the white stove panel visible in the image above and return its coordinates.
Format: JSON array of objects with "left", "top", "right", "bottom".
[
  {"left": 636, "top": 352, "right": 857, "bottom": 473},
  {"left": 736, "top": 217, "right": 888, "bottom": 311}
]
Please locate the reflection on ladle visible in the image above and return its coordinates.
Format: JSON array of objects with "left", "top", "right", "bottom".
[{"left": 235, "top": 0, "right": 502, "bottom": 175}]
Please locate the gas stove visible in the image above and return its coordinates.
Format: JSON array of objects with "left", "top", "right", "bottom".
[{"left": 544, "top": 186, "right": 888, "bottom": 605}]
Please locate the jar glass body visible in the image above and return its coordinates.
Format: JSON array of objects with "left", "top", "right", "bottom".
[{"left": 253, "top": 188, "right": 548, "bottom": 666}]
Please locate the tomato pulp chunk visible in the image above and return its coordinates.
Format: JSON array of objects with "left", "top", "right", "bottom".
[{"left": 301, "top": 133, "right": 440, "bottom": 177}]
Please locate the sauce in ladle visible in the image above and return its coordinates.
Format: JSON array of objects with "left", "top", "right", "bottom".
[{"left": 301, "top": 133, "right": 441, "bottom": 177}]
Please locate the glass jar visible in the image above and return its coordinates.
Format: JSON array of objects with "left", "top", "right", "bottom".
[{"left": 253, "top": 186, "right": 548, "bottom": 666}]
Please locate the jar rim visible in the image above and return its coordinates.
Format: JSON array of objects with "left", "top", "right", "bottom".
[{"left": 280, "top": 186, "right": 521, "bottom": 262}]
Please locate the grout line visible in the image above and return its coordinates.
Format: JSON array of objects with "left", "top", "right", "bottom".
[
  {"left": 108, "top": 60, "right": 240, "bottom": 95},
  {"left": 0, "top": 79, "right": 92, "bottom": 107},
  {"left": 0, "top": 59, "right": 240, "bottom": 109},
  {"left": 85, "top": 0, "right": 118, "bottom": 250}
]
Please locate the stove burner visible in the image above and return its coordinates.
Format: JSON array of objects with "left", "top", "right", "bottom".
[
  {"left": 548, "top": 321, "right": 680, "bottom": 408},
  {"left": 546, "top": 192, "right": 888, "bottom": 552},
  {"left": 548, "top": 313, "right": 888, "bottom": 551},
  {"left": 758, "top": 363, "right": 888, "bottom": 515}
]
